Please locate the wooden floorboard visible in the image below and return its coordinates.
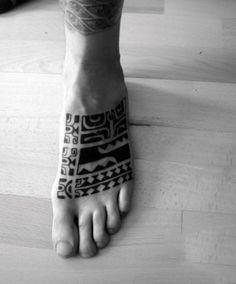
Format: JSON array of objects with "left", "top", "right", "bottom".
[
  {"left": 0, "top": 195, "right": 181, "bottom": 249},
  {"left": 1, "top": 75, "right": 236, "bottom": 215},
  {"left": 1, "top": 193, "right": 236, "bottom": 268},
  {"left": 3, "top": 242, "right": 234, "bottom": 284},
  {"left": 1, "top": 0, "right": 236, "bottom": 282},
  {"left": 183, "top": 211, "right": 236, "bottom": 266},
  {"left": 7, "top": 0, "right": 164, "bottom": 14},
  {"left": 1, "top": 73, "right": 236, "bottom": 132},
  {"left": 1, "top": 0, "right": 236, "bottom": 82},
  {"left": 1, "top": 41, "right": 236, "bottom": 82},
  {"left": 1, "top": 242, "right": 236, "bottom": 284},
  {"left": 165, "top": 0, "right": 236, "bottom": 17}
]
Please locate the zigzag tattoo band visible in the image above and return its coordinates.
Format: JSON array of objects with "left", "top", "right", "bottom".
[
  {"left": 60, "top": 0, "right": 124, "bottom": 35},
  {"left": 57, "top": 96, "right": 133, "bottom": 199}
]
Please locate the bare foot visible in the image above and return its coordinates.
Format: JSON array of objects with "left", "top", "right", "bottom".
[
  {"left": 51, "top": 61, "right": 134, "bottom": 258},
  {"left": 51, "top": 0, "right": 133, "bottom": 258}
]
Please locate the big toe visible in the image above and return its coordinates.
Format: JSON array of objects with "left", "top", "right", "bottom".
[
  {"left": 52, "top": 210, "right": 78, "bottom": 258},
  {"left": 56, "top": 241, "right": 74, "bottom": 258}
]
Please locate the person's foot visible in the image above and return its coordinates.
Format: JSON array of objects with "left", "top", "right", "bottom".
[{"left": 51, "top": 59, "right": 134, "bottom": 258}]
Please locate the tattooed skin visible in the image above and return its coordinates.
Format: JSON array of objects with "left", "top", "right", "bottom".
[
  {"left": 60, "top": 0, "right": 124, "bottom": 34},
  {"left": 57, "top": 97, "right": 133, "bottom": 199}
]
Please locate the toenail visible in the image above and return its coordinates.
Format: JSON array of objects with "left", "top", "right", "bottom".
[
  {"left": 81, "top": 252, "right": 96, "bottom": 258},
  {"left": 56, "top": 241, "right": 73, "bottom": 258},
  {"left": 80, "top": 247, "right": 97, "bottom": 258}
]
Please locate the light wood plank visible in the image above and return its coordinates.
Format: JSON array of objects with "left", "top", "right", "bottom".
[
  {"left": 1, "top": 243, "right": 236, "bottom": 284},
  {"left": 1, "top": 0, "right": 236, "bottom": 283},
  {"left": 1, "top": 74, "right": 236, "bottom": 213},
  {"left": 9, "top": 0, "right": 164, "bottom": 14},
  {"left": 121, "top": 46, "right": 236, "bottom": 83},
  {"left": 125, "top": 0, "right": 164, "bottom": 14},
  {"left": 128, "top": 78, "right": 236, "bottom": 132},
  {"left": 134, "top": 160, "right": 236, "bottom": 214},
  {"left": 0, "top": 194, "right": 181, "bottom": 249},
  {"left": 0, "top": 41, "right": 64, "bottom": 74},
  {"left": 166, "top": 0, "right": 236, "bottom": 17},
  {"left": 1, "top": 119, "right": 235, "bottom": 169},
  {"left": 1, "top": 74, "right": 236, "bottom": 132},
  {"left": 1, "top": 129, "right": 236, "bottom": 214},
  {"left": 183, "top": 211, "right": 236, "bottom": 266},
  {"left": 0, "top": 13, "right": 222, "bottom": 49},
  {"left": 2, "top": 7, "right": 236, "bottom": 83},
  {"left": 1, "top": 40, "right": 235, "bottom": 83},
  {"left": 222, "top": 18, "right": 236, "bottom": 49}
]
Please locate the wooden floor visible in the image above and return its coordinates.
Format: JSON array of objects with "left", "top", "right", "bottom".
[{"left": 1, "top": 0, "right": 236, "bottom": 283}]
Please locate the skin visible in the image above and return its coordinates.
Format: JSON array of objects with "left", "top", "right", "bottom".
[
  {"left": 60, "top": 0, "right": 124, "bottom": 35},
  {"left": 52, "top": 0, "right": 134, "bottom": 258},
  {"left": 57, "top": 97, "right": 133, "bottom": 200}
]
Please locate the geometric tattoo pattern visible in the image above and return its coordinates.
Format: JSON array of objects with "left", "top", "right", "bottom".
[
  {"left": 57, "top": 96, "right": 133, "bottom": 199},
  {"left": 64, "top": 114, "right": 80, "bottom": 144},
  {"left": 60, "top": 0, "right": 124, "bottom": 35},
  {"left": 61, "top": 147, "right": 78, "bottom": 176}
]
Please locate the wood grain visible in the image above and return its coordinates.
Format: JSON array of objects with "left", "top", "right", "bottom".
[
  {"left": 9, "top": 0, "right": 164, "bottom": 14},
  {"left": 1, "top": 74, "right": 236, "bottom": 215},
  {"left": 0, "top": 195, "right": 181, "bottom": 249},
  {"left": 1, "top": 4, "right": 236, "bottom": 82},
  {"left": 2, "top": 243, "right": 232, "bottom": 284},
  {"left": 183, "top": 211, "right": 236, "bottom": 266},
  {"left": 1, "top": 0, "right": 236, "bottom": 282},
  {"left": 2, "top": 73, "right": 236, "bottom": 132}
]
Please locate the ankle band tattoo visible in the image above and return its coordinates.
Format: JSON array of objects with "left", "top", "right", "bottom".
[
  {"left": 60, "top": 0, "right": 124, "bottom": 35},
  {"left": 57, "top": 97, "right": 133, "bottom": 199}
]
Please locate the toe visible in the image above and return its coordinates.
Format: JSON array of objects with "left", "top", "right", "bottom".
[
  {"left": 56, "top": 241, "right": 74, "bottom": 258},
  {"left": 93, "top": 209, "right": 110, "bottom": 249},
  {"left": 79, "top": 214, "right": 97, "bottom": 258},
  {"left": 118, "top": 181, "right": 133, "bottom": 216},
  {"left": 106, "top": 201, "right": 121, "bottom": 235},
  {"left": 52, "top": 210, "right": 78, "bottom": 258}
]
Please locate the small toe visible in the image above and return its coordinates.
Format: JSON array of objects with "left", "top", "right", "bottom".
[
  {"left": 106, "top": 201, "right": 121, "bottom": 235},
  {"left": 118, "top": 181, "right": 133, "bottom": 216},
  {"left": 79, "top": 214, "right": 97, "bottom": 258},
  {"left": 52, "top": 210, "right": 78, "bottom": 258},
  {"left": 93, "top": 209, "right": 110, "bottom": 249}
]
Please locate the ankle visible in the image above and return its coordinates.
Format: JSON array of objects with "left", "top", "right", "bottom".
[
  {"left": 63, "top": 58, "right": 126, "bottom": 114},
  {"left": 63, "top": 52, "right": 121, "bottom": 78}
]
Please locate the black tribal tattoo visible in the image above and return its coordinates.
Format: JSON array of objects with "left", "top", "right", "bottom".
[
  {"left": 60, "top": 0, "right": 124, "bottom": 35},
  {"left": 57, "top": 97, "right": 133, "bottom": 199}
]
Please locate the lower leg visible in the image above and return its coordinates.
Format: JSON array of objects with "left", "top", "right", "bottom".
[
  {"left": 62, "top": 0, "right": 126, "bottom": 113},
  {"left": 52, "top": 0, "right": 134, "bottom": 258}
]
